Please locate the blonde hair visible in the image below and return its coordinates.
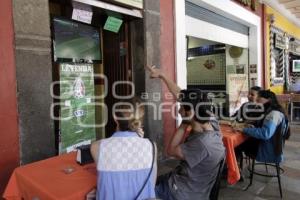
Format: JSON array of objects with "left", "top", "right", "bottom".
[{"left": 114, "top": 97, "right": 145, "bottom": 132}]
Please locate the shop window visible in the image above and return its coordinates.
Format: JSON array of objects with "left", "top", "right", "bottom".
[{"left": 187, "top": 44, "right": 226, "bottom": 86}]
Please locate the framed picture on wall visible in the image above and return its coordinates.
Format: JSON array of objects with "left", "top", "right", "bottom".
[
  {"left": 293, "top": 60, "right": 300, "bottom": 72},
  {"left": 249, "top": 64, "right": 257, "bottom": 74},
  {"left": 236, "top": 64, "right": 245, "bottom": 74}
]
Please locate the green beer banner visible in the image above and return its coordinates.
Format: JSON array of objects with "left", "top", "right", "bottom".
[{"left": 59, "top": 63, "right": 96, "bottom": 154}]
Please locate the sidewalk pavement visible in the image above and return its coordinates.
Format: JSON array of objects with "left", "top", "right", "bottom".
[{"left": 219, "top": 124, "right": 300, "bottom": 200}]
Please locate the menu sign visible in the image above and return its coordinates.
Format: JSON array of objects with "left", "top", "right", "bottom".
[
  {"left": 113, "top": 0, "right": 143, "bottom": 9},
  {"left": 72, "top": 2, "right": 93, "bottom": 24},
  {"left": 104, "top": 16, "right": 123, "bottom": 33},
  {"left": 233, "top": 0, "right": 257, "bottom": 11},
  {"left": 226, "top": 74, "right": 249, "bottom": 116},
  {"left": 59, "top": 63, "right": 96, "bottom": 154},
  {"left": 290, "top": 42, "right": 300, "bottom": 54},
  {"left": 275, "top": 33, "right": 286, "bottom": 49}
]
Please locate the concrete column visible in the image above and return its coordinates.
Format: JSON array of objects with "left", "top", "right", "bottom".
[
  {"left": 143, "top": 0, "right": 164, "bottom": 159},
  {"left": 12, "top": 0, "right": 55, "bottom": 164}
]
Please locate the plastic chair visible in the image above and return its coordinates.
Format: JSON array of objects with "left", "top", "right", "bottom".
[{"left": 209, "top": 157, "right": 225, "bottom": 200}]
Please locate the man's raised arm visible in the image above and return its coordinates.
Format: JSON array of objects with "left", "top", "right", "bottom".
[{"left": 146, "top": 65, "right": 182, "bottom": 100}]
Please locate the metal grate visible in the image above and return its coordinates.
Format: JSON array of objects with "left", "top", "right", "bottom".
[{"left": 185, "top": 1, "right": 249, "bottom": 36}]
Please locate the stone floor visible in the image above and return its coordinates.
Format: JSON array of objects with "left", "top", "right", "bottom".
[
  {"left": 218, "top": 124, "right": 300, "bottom": 200},
  {"left": 158, "top": 124, "right": 300, "bottom": 200}
]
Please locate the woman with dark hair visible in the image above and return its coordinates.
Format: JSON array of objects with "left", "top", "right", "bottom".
[
  {"left": 233, "top": 86, "right": 263, "bottom": 124},
  {"left": 90, "top": 98, "right": 157, "bottom": 200},
  {"left": 236, "top": 90, "right": 290, "bottom": 163}
]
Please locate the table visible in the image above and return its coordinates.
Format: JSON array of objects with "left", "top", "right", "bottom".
[
  {"left": 3, "top": 126, "right": 247, "bottom": 198},
  {"left": 220, "top": 124, "right": 248, "bottom": 185},
  {"left": 3, "top": 152, "right": 96, "bottom": 200}
]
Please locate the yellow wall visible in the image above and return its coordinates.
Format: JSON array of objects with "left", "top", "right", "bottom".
[{"left": 265, "top": 6, "right": 300, "bottom": 94}]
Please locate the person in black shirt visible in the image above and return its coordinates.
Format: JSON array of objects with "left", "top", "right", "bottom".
[
  {"left": 233, "top": 86, "right": 263, "bottom": 180},
  {"left": 233, "top": 86, "right": 263, "bottom": 125}
]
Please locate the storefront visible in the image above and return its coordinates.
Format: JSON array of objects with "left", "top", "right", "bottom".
[
  {"left": 1, "top": 0, "right": 179, "bottom": 191},
  {"left": 0, "top": 0, "right": 175, "bottom": 190},
  {"left": 263, "top": 4, "right": 300, "bottom": 94},
  {"left": 49, "top": 0, "right": 146, "bottom": 154},
  {"left": 174, "top": 0, "right": 262, "bottom": 116},
  {"left": 48, "top": 0, "right": 178, "bottom": 157}
]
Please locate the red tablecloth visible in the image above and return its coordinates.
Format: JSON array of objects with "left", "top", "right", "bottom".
[
  {"left": 220, "top": 125, "right": 248, "bottom": 185},
  {"left": 3, "top": 152, "right": 96, "bottom": 200},
  {"left": 3, "top": 126, "right": 247, "bottom": 199}
]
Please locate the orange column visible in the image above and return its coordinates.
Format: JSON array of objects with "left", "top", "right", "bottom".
[
  {"left": 0, "top": 0, "right": 20, "bottom": 194},
  {"left": 160, "top": 0, "right": 176, "bottom": 154}
]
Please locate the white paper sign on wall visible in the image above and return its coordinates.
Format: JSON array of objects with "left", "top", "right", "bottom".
[{"left": 72, "top": 2, "right": 93, "bottom": 24}]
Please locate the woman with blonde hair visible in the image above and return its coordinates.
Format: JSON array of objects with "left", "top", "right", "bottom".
[{"left": 91, "top": 98, "right": 157, "bottom": 200}]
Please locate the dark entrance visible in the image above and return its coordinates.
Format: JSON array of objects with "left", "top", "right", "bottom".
[
  {"left": 49, "top": 0, "right": 139, "bottom": 152},
  {"left": 103, "top": 22, "right": 132, "bottom": 137}
]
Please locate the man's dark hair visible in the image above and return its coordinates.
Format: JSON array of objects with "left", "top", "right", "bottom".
[
  {"left": 179, "top": 89, "right": 211, "bottom": 123},
  {"left": 179, "top": 89, "right": 204, "bottom": 111},
  {"left": 250, "top": 86, "right": 262, "bottom": 92}
]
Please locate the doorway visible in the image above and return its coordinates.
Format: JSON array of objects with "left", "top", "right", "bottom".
[
  {"left": 103, "top": 22, "right": 132, "bottom": 137},
  {"left": 49, "top": 0, "right": 137, "bottom": 153}
]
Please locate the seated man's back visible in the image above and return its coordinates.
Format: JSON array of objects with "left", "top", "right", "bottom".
[{"left": 169, "top": 129, "right": 225, "bottom": 200}]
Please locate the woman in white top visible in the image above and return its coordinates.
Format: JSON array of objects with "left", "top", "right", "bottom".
[{"left": 91, "top": 98, "right": 157, "bottom": 200}]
